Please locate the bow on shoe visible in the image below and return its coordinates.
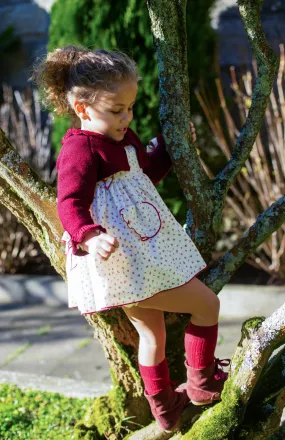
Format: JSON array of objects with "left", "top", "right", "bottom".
[{"left": 214, "top": 358, "right": 231, "bottom": 381}]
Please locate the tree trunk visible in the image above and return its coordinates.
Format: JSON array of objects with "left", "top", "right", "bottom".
[{"left": 0, "top": 0, "right": 285, "bottom": 438}]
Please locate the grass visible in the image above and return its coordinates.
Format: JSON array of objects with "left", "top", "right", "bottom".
[
  {"left": 37, "top": 325, "right": 52, "bottom": 336},
  {"left": 217, "top": 335, "right": 225, "bottom": 346},
  {"left": 77, "top": 337, "right": 93, "bottom": 349},
  {"left": 1, "top": 343, "right": 32, "bottom": 368},
  {"left": 0, "top": 383, "right": 92, "bottom": 439}
]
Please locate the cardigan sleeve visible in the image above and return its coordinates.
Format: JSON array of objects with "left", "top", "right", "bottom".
[
  {"left": 142, "top": 134, "right": 172, "bottom": 185},
  {"left": 56, "top": 134, "right": 106, "bottom": 254}
]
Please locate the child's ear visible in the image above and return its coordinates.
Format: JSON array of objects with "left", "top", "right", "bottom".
[{"left": 74, "top": 101, "right": 91, "bottom": 120}]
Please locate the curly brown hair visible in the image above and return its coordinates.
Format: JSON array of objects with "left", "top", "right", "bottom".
[{"left": 32, "top": 45, "right": 141, "bottom": 116}]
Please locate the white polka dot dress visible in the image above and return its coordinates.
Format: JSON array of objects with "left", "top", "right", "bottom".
[{"left": 63, "top": 145, "right": 207, "bottom": 315}]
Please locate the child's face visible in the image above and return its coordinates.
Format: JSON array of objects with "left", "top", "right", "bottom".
[{"left": 79, "top": 80, "right": 138, "bottom": 141}]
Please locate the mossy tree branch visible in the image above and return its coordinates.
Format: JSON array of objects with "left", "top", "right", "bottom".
[
  {"left": 179, "top": 308, "right": 285, "bottom": 439},
  {"left": 201, "top": 195, "right": 285, "bottom": 292},
  {"left": 230, "top": 306, "right": 285, "bottom": 401},
  {"left": 238, "top": 347, "right": 285, "bottom": 439},
  {"left": 146, "top": 0, "right": 280, "bottom": 268},
  {"left": 146, "top": 0, "right": 214, "bottom": 255},
  {"left": 248, "top": 346, "right": 285, "bottom": 410}
]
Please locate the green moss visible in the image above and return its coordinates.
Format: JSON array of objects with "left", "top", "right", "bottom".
[
  {"left": 86, "top": 395, "right": 116, "bottom": 436},
  {"left": 75, "top": 423, "right": 102, "bottom": 440},
  {"left": 99, "top": 311, "right": 119, "bottom": 327},
  {"left": 96, "top": 312, "right": 142, "bottom": 386},
  {"left": 74, "top": 336, "right": 148, "bottom": 438},
  {"left": 2, "top": 343, "right": 32, "bottom": 366},
  {"left": 75, "top": 382, "right": 127, "bottom": 439},
  {"left": 241, "top": 317, "right": 265, "bottom": 338},
  {"left": 184, "top": 382, "right": 242, "bottom": 439},
  {"left": 109, "top": 383, "right": 128, "bottom": 431},
  {"left": 1, "top": 152, "right": 56, "bottom": 204},
  {"left": 74, "top": 356, "right": 141, "bottom": 439},
  {"left": 112, "top": 339, "right": 142, "bottom": 387}
]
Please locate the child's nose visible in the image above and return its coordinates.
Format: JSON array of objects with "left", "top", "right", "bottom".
[{"left": 121, "top": 111, "right": 132, "bottom": 124}]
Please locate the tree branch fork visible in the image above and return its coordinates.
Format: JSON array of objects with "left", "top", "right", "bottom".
[{"left": 147, "top": 0, "right": 281, "bottom": 267}]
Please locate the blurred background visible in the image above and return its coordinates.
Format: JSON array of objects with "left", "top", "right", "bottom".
[{"left": 0, "top": 0, "right": 284, "bottom": 284}]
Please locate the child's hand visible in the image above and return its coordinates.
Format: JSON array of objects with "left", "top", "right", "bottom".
[
  {"left": 82, "top": 230, "right": 119, "bottom": 261},
  {"left": 189, "top": 120, "right": 197, "bottom": 143},
  {"left": 147, "top": 121, "right": 196, "bottom": 152}
]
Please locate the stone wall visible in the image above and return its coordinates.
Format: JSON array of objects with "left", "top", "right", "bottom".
[
  {"left": 0, "top": 0, "right": 53, "bottom": 88},
  {"left": 211, "top": 0, "right": 285, "bottom": 91}
]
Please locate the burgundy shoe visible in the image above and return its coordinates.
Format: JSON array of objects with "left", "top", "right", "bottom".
[
  {"left": 185, "top": 358, "right": 230, "bottom": 406},
  {"left": 144, "top": 381, "right": 190, "bottom": 430}
]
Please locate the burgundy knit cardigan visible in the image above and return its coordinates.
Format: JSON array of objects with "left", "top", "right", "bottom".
[{"left": 56, "top": 127, "right": 172, "bottom": 254}]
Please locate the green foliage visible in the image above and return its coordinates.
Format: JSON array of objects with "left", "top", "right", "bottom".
[
  {"left": 51, "top": 116, "right": 70, "bottom": 154},
  {"left": 0, "top": 383, "right": 92, "bottom": 439},
  {"left": 187, "top": 0, "right": 217, "bottom": 78},
  {"left": 186, "top": 0, "right": 218, "bottom": 109},
  {"left": 0, "top": 26, "right": 21, "bottom": 63},
  {"left": 157, "top": 169, "right": 187, "bottom": 225}
]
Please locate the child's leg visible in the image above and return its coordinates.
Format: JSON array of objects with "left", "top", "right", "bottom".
[
  {"left": 123, "top": 306, "right": 166, "bottom": 367},
  {"left": 138, "top": 277, "right": 219, "bottom": 365},
  {"left": 138, "top": 277, "right": 228, "bottom": 404},
  {"left": 123, "top": 306, "right": 189, "bottom": 430},
  {"left": 137, "top": 277, "right": 220, "bottom": 325}
]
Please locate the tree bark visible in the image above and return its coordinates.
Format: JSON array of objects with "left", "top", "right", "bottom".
[
  {"left": 146, "top": 0, "right": 280, "bottom": 262},
  {"left": 201, "top": 195, "right": 285, "bottom": 292},
  {"left": 146, "top": 0, "right": 214, "bottom": 257},
  {"left": 239, "top": 347, "right": 285, "bottom": 439}
]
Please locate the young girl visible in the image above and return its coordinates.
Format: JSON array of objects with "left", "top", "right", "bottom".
[{"left": 34, "top": 45, "right": 229, "bottom": 431}]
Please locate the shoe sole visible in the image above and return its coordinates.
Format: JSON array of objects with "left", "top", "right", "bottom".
[{"left": 191, "top": 398, "right": 220, "bottom": 406}]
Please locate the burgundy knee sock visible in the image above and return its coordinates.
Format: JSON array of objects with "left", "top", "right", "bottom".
[
  {"left": 139, "top": 358, "right": 171, "bottom": 395},
  {"left": 185, "top": 322, "right": 218, "bottom": 369}
]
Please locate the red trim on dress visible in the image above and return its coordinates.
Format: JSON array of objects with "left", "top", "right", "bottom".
[
  {"left": 102, "top": 175, "right": 114, "bottom": 190},
  {"left": 68, "top": 264, "right": 208, "bottom": 315},
  {"left": 119, "top": 202, "right": 162, "bottom": 241}
]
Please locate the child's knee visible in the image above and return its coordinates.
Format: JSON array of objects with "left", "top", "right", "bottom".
[
  {"left": 139, "top": 328, "right": 166, "bottom": 348},
  {"left": 213, "top": 293, "right": 220, "bottom": 317},
  {"left": 202, "top": 290, "right": 220, "bottom": 322},
  {"left": 210, "top": 292, "right": 220, "bottom": 321}
]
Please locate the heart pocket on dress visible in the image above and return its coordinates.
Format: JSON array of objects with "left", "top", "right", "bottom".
[{"left": 120, "top": 201, "right": 161, "bottom": 241}]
